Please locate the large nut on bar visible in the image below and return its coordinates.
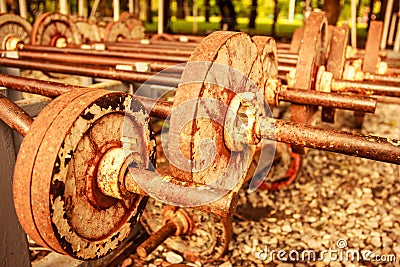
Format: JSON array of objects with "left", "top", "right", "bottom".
[
  {"left": 224, "top": 92, "right": 261, "bottom": 151},
  {"left": 376, "top": 61, "right": 388, "bottom": 75},
  {"left": 315, "top": 66, "right": 333, "bottom": 93}
]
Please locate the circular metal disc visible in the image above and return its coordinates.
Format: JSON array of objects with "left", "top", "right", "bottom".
[
  {"left": 141, "top": 199, "right": 232, "bottom": 262},
  {"left": 30, "top": 12, "right": 82, "bottom": 46},
  {"left": 0, "top": 13, "right": 32, "bottom": 49},
  {"left": 119, "top": 11, "right": 145, "bottom": 39},
  {"left": 72, "top": 18, "right": 101, "bottom": 43},
  {"left": 14, "top": 88, "right": 97, "bottom": 253},
  {"left": 290, "top": 12, "right": 328, "bottom": 153},
  {"left": 104, "top": 21, "right": 130, "bottom": 42},
  {"left": 168, "top": 31, "right": 264, "bottom": 190},
  {"left": 252, "top": 36, "right": 278, "bottom": 105},
  {"left": 15, "top": 89, "right": 154, "bottom": 260}
]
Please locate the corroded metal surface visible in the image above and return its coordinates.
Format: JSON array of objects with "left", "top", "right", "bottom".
[
  {"left": 141, "top": 198, "right": 232, "bottom": 262},
  {"left": 14, "top": 88, "right": 95, "bottom": 254},
  {"left": 322, "top": 25, "right": 349, "bottom": 122},
  {"left": 104, "top": 21, "right": 130, "bottom": 42},
  {"left": 363, "top": 21, "right": 383, "bottom": 73},
  {"left": 168, "top": 31, "right": 261, "bottom": 193},
  {"left": 0, "top": 57, "right": 181, "bottom": 87},
  {"left": 290, "top": 12, "right": 328, "bottom": 154},
  {"left": 0, "top": 94, "right": 33, "bottom": 136},
  {"left": 30, "top": 12, "right": 82, "bottom": 46},
  {"left": 258, "top": 117, "right": 400, "bottom": 164},
  {"left": 290, "top": 27, "right": 304, "bottom": 53},
  {"left": 0, "top": 13, "right": 32, "bottom": 50},
  {"left": 72, "top": 18, "right": 101, "bottom": 43},
  {"left": 118, "top": 11, "right": 145, "bottom": 39},
  {"left": 252, "top": 36, "right": 279, "bottom": 105},
  {"left": 14, "top": 90, "right": 154, "bottom": 260}
]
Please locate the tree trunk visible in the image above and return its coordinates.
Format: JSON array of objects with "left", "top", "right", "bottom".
[
  {"left": 272, "top": 0, "right": 279, "bottom": 37},
  {"left": 163, "top": 0, "right": 172, "bottom": 33},
  {"left": 218, "top": 0, "right": 237, "bottom": 30},
  {"left": 204, "top": 0, "right": 210, "bottom": 22},
  {"left": 378, "top": 0, "right": 387, "bottom": 21},
  {"left": 176, "top": 0, "right": 185, "bottom": 19},
  {"left": 146, "top": 0, "right": 152, "bottom": 23},
  {"left": 322, "top": 0, "right": 341, "bottom": 25},
  {"left": 248, "top": 0, "right": 257, "bottom": 29}
]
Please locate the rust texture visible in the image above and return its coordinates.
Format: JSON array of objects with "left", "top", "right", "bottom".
[
  {"left": 30, "top": 12, "right": 82, "bottom": 46},
  {"left": 10, "top": 50, "right": 180, "bottom": 70},
  {"left": 136, "top": 220, "right": 177, "bottom": 258},
  {"left": 0, "top": 57, "right": 181, "bottom": 87},
  {"left": 290, "top": 28, "right": 304, "bottom": 53},
  {"left": 279, "top": 89, "right": 376, "bottom": 113},
  {"left": 133, "top": 95, "right": 172, "bottom": 119},
  {"left": 363, "top": 21, "right": 383, "bottom": 73},
  {"left": 19, "top": 44, "right": 188, "bottom": 64},
  {"left": 291, "top": 12, "right": 328, "bottom": 154},
  {"left": 0, "top": 94, "right": 33, "bottom": 136},
  {"left": 322, "top": 25, "right": 349, "bottom": 122},
  {"left": 332, "top": 79, "right": 400, "bottom": 97},
  {"left": 0, "top": 73, "right": 81, "bottom": 98},
  {"left": 259, "top": 117, "right": 400, "bottom": 165}
]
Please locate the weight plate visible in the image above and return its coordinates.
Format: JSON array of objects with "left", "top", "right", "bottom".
[
  {"left": 141, "top": 198, "right": 232, "bottom": 262},
  {"left": 31, "top": 12, "right": 82, "bottom": 46},
  {"left": 15, "top": 89, "right": 154, "bottom": 260},
  {"left": 168, "top": 31, "right": 265, "bottom": 192},
  {"left": 290, "top": 12, "right": 328, "bottom": 153},
  {"left": 0, "top": 13, "right": 32, "bottom": 50},
  {"left": 104, "top": 21, "right": 130, "bottom": 42}
]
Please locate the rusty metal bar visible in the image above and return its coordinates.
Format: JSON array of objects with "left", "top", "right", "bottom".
[
  {"left": 0, "top": 71, "right": 377, "bottom": 115},
  {"left": 136, "top": 220, "right": 177, "bottom": 258},
  {"left": 9, "top": 50, "right": 179, "bottom": 72},
  {"left": 133, "top": 95, "right": 173, "bottom": 119},
  {"left": 365, "top": 73, "right": 400, "bottom": 84},
  {"left": 279, "top": 89, "right": 377, "bottom": 113},
  {"left": 332, "top": 79, "right": 400, "bottom": 97},
  {"left": 277, "top": 57, "right": 298, "bottom": 65},
  {"left": 0, "top": 58, "right": 181, "bottom": 88},
  {"left": 17, "top": 44, "right": 188, "bottom": 63},
  {"left": 103, "top": 44, "right": 194, "bottom": 56},
  {"left": 0, "top": 94, "right": 33, "bottom": 137},
  {"left": 0, "top": 74, "right": 397, "bottom": 164},
  {"left": 118, "top": 38, "right": 200, "bottom": 48},
  {"left": 0, "top": 73, "right": 83, "bottom": 98},
  {"left": 259, "top": 117, "right": 400, "bottom": 165}
]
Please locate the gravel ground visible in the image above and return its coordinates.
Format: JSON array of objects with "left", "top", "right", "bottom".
[{"left": 124, "top": 102, "right": 400, "bottom": 267}]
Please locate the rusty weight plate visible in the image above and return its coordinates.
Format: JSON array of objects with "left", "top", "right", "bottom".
[
  {"left": 290, "top": 27, "right": 304, "bottom": 53},
  {"left": 72, "top": 18, "right": 102, "bottom": 43},
  {"left": 0, "top": 13, "right": 32, "bottom": 50},
  {"left": 104, "top": 20, "right": 130, "bottom": 42},
  {"left": 30, "top": 12, "right": 82, "bottom": 46},
  {"left": 290, "top": 12, "right": 328, "bottom": 154},
  {"left": 141, "top": 198, "right": 232, "bottom": 262},
  {"left": 168, "top": 31, "right": 263, "bottom": 191},
  {"left": 252, "top": 36, "right": 279, "bottom": 105},
  {"left": 14, "top": 88, "right": 95, "bottom": 254},
  {"left": 322, "top": 25, "right": 349, "bottom": 123},
  {"left": 363, "top": 21, "right": 383, "bottom": 73},
  {"left": 14, "top": 89, "right": 155, "bottom": 260},
  {"left": 119, "top": 11, "right": 145, "bottom": 39}
]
